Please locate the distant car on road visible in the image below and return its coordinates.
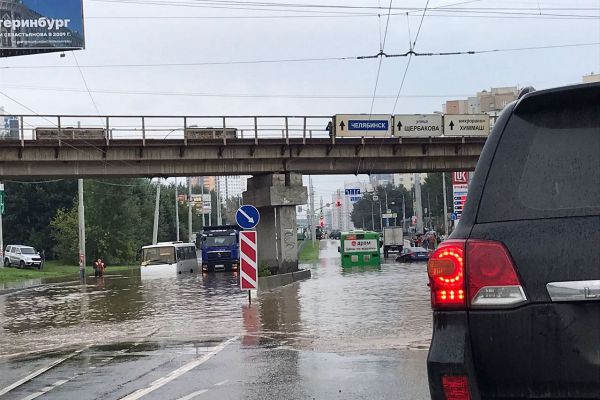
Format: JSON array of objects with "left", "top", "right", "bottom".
[
  {"left": 396, "top": 247, "right": 429, "bottom": 262},
  {"left": 4, "top": 245, "right": 42, "bottom": 269},
  {"left": 426, "top": 82, "right": 600, "bottom": 399}
]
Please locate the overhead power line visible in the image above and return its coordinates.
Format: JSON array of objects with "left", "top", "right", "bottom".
[
  {"left": 91, "top": 0, "right": 600, "bottom": 13},
  {"left": 0, "top": 84, "right": 474, "bottom": 99},
  {"left": 1, "top": 42, "right": 596, "bottom": 71}
]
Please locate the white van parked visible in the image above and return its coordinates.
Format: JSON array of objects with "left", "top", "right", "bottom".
[{"left": 140, "top": 242, "right": 198, "bottom": 277}]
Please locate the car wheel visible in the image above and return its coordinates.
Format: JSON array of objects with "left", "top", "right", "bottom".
[
  {"left": 19, "top": 260, "right": 25, "bottom": 269},
  {"left": 4, "top": 258, "right": 10, "bottom": 267}
]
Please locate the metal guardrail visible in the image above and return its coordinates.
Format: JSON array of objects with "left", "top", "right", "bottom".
[
  {"left": 0, "top": 115, "right": 334, "bottom": 144},
  {"left": 0, "top": 114, "right": 498, "bottom": 145}
]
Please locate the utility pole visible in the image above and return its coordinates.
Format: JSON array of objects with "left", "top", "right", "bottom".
[
  {"left": 78, "top": 179, "right": 86, "bottom": 279},
  {"left": 414, "top": 173, "right": 424, "bottom": 234},
  {"left": 175, "top": 178, "right": 180, "bottom": 242},
  {"left": 200, "top": 179, "right": 205, "bottom": 227},
  {"left": 216, "top": 176, "right": 222, "bottom": 225},
  {"left": 385, "top": 190, "right": 389, "bottom": 227},
  {"left": 309, "top": 176, "right": 315, "bottom": 246},
  {"left": 188, "top": 177, "right": 193, "bottom": 243},
  {"left": 371, "top": 199, "right": 375, "bottom": 231},
  {"left": 378, "top": 196, "right": 383, "bottom": 232},
  {"left": 442, "top": 172, "right": 449, "bottom": 236},
  {"left": 427, "top": 192, "right": 432, "bottom": 231},
  {"left": 402, "top": 194, "right": 406, "bottom": 232},
  {"left": 152, "top": 180, "right": 161, "bottom": 245},
  {"left": 336, "top": 189, "right": 342, "bottom": 230}
]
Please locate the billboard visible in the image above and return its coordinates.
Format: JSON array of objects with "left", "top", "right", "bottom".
[{"left": 1, "top": 0, "right": 84, "bottom": 57}]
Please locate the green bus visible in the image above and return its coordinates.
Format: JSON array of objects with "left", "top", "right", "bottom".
[{"left": 338, "top": 230, "right": 381, "bottom": 268}]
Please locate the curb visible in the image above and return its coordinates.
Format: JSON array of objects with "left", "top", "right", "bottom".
[{"left": 258, "top": 269, "right": 311, "bottom": 291}]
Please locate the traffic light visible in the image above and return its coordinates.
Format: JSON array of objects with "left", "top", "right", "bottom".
[{"left": 335, "top": 199, "right": 342, "bottom": 207}]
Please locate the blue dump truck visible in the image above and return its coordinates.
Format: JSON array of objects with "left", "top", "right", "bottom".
[{"left": 197, "top": 225, "right": 240, "bottom": 273}]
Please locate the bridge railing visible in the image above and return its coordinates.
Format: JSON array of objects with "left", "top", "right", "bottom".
[{"left": 0, "top": 115, "right": 335, "bottom": 143}]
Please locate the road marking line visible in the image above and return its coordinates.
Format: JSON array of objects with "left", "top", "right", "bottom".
[
  {"left": 119, "top": 336, "right": 238, "bottom": 400},
  {"left": 20, "top": 379, "right": 69, "bottom": 400},
  {"left": 0, "top": 348, "right": 85, "bottom": 397},
  {"left": 214, "top": 380, "right": 228, "bottom": 386},
  {"left": 176, "top": 389, "right": 209, "bottom": 400}
]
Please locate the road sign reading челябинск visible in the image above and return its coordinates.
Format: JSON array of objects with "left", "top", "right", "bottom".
[
  {"left": 240, "top": 231, "right": 258, "bottom": 290},
  {"left": 334, "top": 114, "right": 392, "bottom": 137}
]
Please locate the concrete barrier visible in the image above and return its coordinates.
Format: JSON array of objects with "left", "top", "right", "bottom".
[{"left": 258, "top": 269, "right": 311, "bottom": 291}]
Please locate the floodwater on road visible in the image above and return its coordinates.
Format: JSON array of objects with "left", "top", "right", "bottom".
[
  {"left": 0, "top": 239, "right": 433, "bottom": 399},
  {"left": 0, "top": 240, "right": 432, "bottom": 357}
]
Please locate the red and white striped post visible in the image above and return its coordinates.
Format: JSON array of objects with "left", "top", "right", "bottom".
[{"left": 240, "top": 231, "right": 258, "bottom": 303}]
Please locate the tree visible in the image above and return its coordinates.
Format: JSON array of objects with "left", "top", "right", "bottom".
[
  {"left": 351, "top": 184, "right": 413, "bottom": 231},
  {"left": 50, "top": 207, "right": 79, "bottom": 263},
  {"left": 420, "top": 173, "right": 452, "bottom": 232},
  {"left": 3, "top": 180, "right": 77, "bottom": 257}
]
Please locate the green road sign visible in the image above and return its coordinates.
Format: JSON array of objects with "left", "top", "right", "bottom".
[{"left": 0, "top": 191, "right": 4, "bottom": 215}]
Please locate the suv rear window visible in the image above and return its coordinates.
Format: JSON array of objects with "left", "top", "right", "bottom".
[{"left": 478, "top": 98, "right": 599, "bottom": 222}]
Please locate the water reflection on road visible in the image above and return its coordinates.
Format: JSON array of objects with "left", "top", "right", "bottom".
[{"left": 0, "top": 240, "right": 431, "bottom": 357}]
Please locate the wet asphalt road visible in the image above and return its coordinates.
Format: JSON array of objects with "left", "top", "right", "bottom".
[{"left": 0, "top": 240, "right": 432, "bottom": 400}]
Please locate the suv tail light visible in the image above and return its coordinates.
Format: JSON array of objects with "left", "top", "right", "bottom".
[
  {"left": 427, "top": 240, "right": 466, "bottom": 309},
  {"left": 442, "top": 375, "right": 471, "bottom": 400},
  {"left": 428, "top": 240, "right": 526, "bottom": 310},
  {"left": 467, "top": 240, "right": 526, "bottom": 308}
]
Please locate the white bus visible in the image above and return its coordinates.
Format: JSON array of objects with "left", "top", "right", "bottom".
[{"left": 140, "top": 242, "right": 198, "bottom": 277}]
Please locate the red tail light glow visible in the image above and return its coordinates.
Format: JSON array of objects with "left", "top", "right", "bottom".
[
  {"left": 442, "top": 375, "right": 471, "bottom": 400},
  {"left": 427, "top": 239, "right": 527, "bottom": 310},
  {"left": 427, "top": 241, "right": 466, "bottom": 309}
]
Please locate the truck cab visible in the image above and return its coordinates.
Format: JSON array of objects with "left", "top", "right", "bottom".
[{"left": 198, "top": 225, "right": 240, "bottom": 273}]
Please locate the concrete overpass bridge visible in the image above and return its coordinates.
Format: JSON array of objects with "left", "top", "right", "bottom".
[
  {"left": 0, "top": 114, "right": 487, "bottom": 275},
  {"left": 0, "top": 115, "right": 485, "bottom": 178}
]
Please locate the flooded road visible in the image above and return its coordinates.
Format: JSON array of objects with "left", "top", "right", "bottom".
[{"left": 0, "top": 240, "right": 433, "bottom": 399}]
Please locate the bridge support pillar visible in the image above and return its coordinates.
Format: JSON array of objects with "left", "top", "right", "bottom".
[{"left": 243, "top": 173, "right": 308, "bottom": 275}]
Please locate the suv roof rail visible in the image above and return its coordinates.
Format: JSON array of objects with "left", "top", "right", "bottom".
[{"left": 518, "top": 86, "right": 536, "bottom": 99}]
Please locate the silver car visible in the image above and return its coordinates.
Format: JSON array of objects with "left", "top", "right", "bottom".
[{"left": 4, "top": 245, "right": 43, "bottom": 269}]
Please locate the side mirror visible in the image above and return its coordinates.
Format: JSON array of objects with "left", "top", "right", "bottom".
[{"left": 337, "top": 246, "right": 341, "bottom": 253}]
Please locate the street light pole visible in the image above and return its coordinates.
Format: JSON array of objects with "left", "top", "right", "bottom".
[
  {"left": 78, "top": 179, "right": 86, "bottom": 280},
  {"left": 152, "top": 180, "right": 161, "bottom": 245},
  {"left": 378, "top": 198, "right": 383, "bottom": 232},
  {"left": 371, "top": 198, "right": 375, "bottom": 231},
  {"left": 385, "top": 190, "right": 389, "bottom": 227},
  {"left": 175, "top": 179, "right": 180, "bottom": 242},
  {"left": 188, "top": 177, "right": 193, "bottom": 243},
  {"left": 442, "top": 172, "right": 449, "bottom": 236},
  {"left": 402, "top": 194, "right": 406, "bottom": 232}
]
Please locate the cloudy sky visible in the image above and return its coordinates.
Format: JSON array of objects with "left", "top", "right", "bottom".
[{"left": 1, "top": 0, "right": 599, "bottom": 199}]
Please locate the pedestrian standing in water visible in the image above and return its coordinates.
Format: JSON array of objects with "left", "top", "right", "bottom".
[{"left": 94, "top": 258, "right": 105, "bottom": 277}]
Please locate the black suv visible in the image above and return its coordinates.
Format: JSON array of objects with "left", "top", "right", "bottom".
[{"left": 427, "top": 82, "right": 599, "bottom": 399}]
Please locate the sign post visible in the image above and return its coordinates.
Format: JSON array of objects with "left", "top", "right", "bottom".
[
  {"left": 237, "top": 205, "right": 260, "bottom": 305},
  {"left": 443, "top": 115, "right": 490, "bottom": 136},
  {"left": 393, "top": 114, "right": 443, "bottom": 137},
  {"left": 452, "top": 172, "right": 470, "bottom": 223},
  {"left": 240, "top": 231, "right": 258, "bottom": 304},
  {"left": 236, "top": 205, "right": 260, "bottom": 230},
  {"left": 334, "top": 114, "right": 392, "bottom": 137}
]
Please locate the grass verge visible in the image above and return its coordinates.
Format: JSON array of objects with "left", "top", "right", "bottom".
[
  {"left": 0, "top": 261, "right": 136, "bottom": 284},
  {"left": 298, "top": 240, "right": 320, "bottom": 263}
]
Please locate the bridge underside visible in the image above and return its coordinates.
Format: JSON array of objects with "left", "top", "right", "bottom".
[{"left": 0, "top": 137, "right": 484, "bottom": 179}]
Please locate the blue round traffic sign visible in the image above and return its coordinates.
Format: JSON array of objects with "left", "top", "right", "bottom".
[{"left": 236, "top": 205, "right": 260, "bottom": 229}]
